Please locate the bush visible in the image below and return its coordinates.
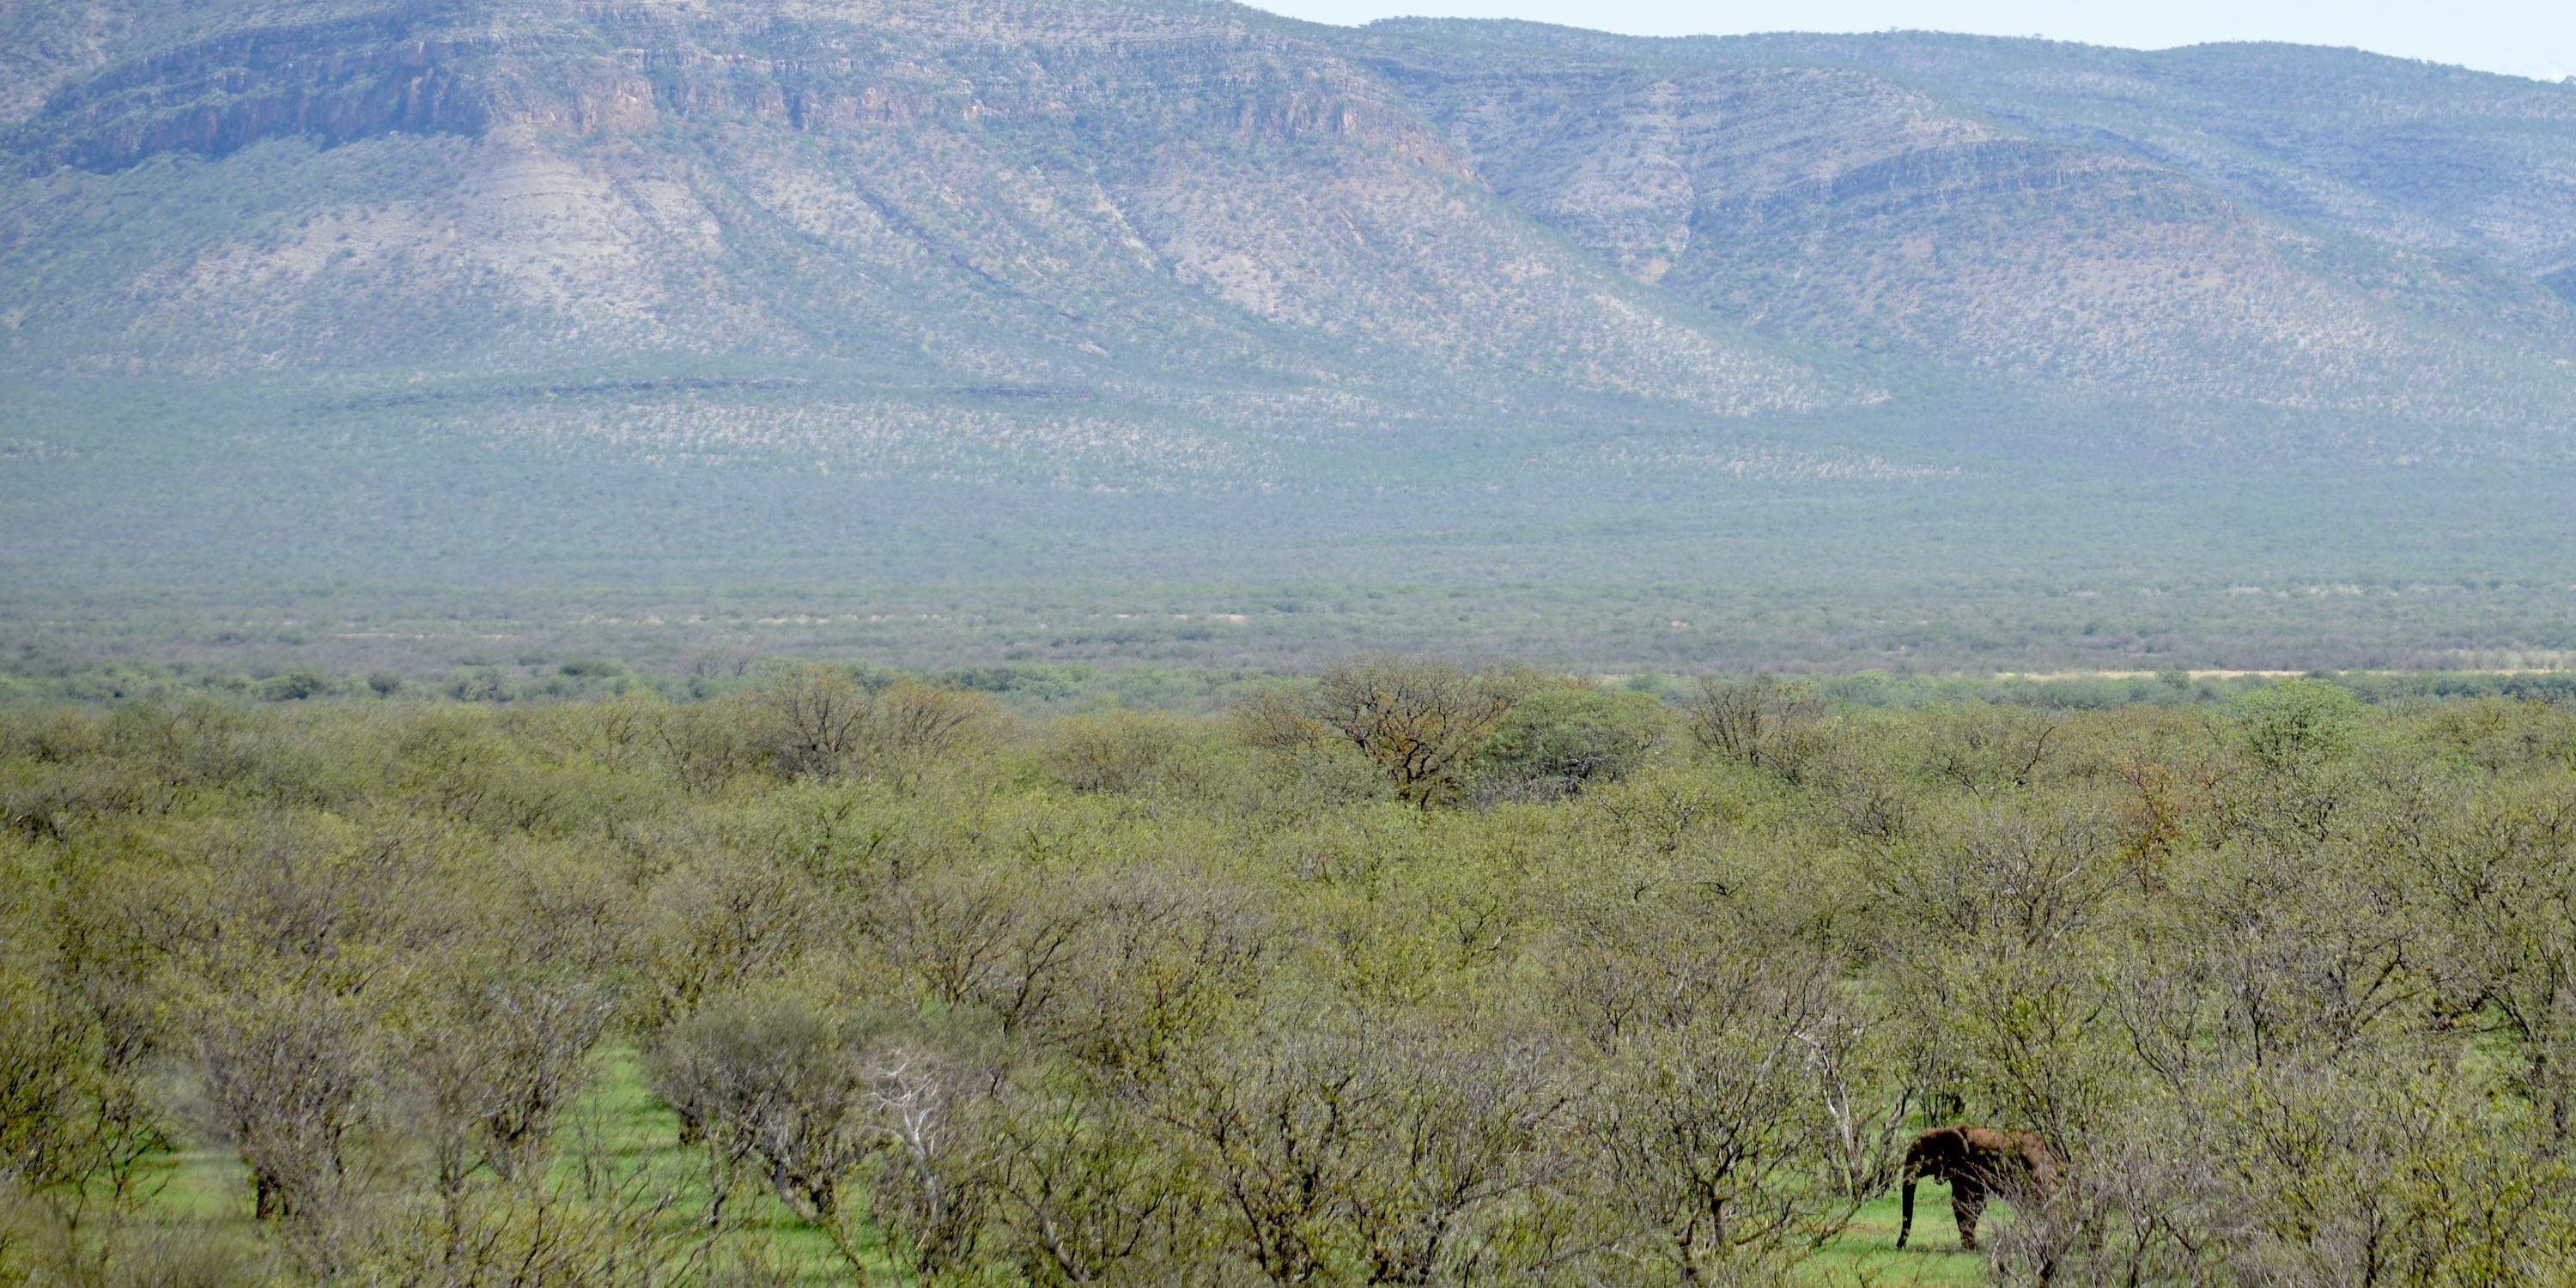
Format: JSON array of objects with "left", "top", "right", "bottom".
[
  {"left": 6, "top": 676, "right": 2576, "bottom": 1280},
  {"left": 1039, "top": 708, "right": 1205, "bottom": 795},
  {"left": 647, "top": 999, "right": 1000, "bottom": 1275},
  {"left": 1239, "top": 654, "right": 1534, "bottom": 807},
  {"left": 1467, "top": 683, "right": 1665, "bottom": 804},
  {"left": 1683, "top": 674, "right": 1826, "bottom": 775},
  {"left": 2233, "top": 677, "right": 2368, "bottom": 775},
  {"left": 744, "top": 667, "right": 1001, "bottom": 781}
]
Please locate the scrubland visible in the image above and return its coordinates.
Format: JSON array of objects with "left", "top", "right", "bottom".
[{"left": 4, "top": 660, "right": 2573, "bottom": 1285}]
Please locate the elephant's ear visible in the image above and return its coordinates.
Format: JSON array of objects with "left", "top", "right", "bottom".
[{"left": 1899, "top": 1132, "right": 1932, "bottom": 1176}]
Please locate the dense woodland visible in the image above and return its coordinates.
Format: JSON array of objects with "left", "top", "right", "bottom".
[{"left": 5, "top": 659, "right": 2575, "bottom": 1285}]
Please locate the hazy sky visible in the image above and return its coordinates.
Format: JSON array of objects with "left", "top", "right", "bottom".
[{"left": 1246, "top": 1, "right": 2576, "bottom": 83}]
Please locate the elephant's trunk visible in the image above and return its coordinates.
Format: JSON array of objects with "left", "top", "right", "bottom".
[{"left": 1898, "top": 1175, "right": 1917, "bottom": 1249}]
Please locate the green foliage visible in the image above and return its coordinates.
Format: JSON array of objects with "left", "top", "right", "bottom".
[
  {"left": 1686, "top": 674, "right": 1829, "bottom": 777},
  {"left": 0, "top": 669, "right": 2573, "bottom": 1285},
  {"left": 2233, "top": 677, "right": 2369, "bottom": 773},
  {"left": 1037, "top": 708, "right": 1214, "bottom": 796},
  {"left": 1467, "top": 682, "right": 1666, "bottom": 803},
  {"left": 1242, "top": 654, "right": 1537, "bottom": 807}
]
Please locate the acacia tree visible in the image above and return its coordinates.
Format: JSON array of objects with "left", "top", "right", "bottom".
[
  {"left": 1682, "top": 675, "right": 1824, "bottom": 775},
  {"left": 855, "top": 1041, "right": 1002, "bottom": 1277},
  {"left": 861, "top": 864, "right": 1092, "bottom": 1037},
  {"left": 405, "top": 969, "right": 618, "bottom": 1203},
  {"left": 990, "top": 1078, "right": 1184, "bottom": 1285},
  {"left": 749, "top": 667, "right": 999, "bottom": 781},
  {"left": 2415, "top": 781, "right": 2576, "bottom": 1145},
  {"left": 0, "top": 970, "right": 166, "bottom": 1273},
  {"left": 1467, "top": 683, "right": 1666, "bottom": 804},
  {"left": 172, "top": 813, "right": 418, "bottom": 1260},
  {"left": 1150, "top": 1018, "right": 1567, "bottom": 1286},
  {"left": 197, "top": 987, "right": 374, "bottom": 1229},
  {"left": 1151, "top": 1029, "right": 1370, "bottom": 1285},
  {"left": 648, "top": 999, "right": 1002, "bottom": 1278},
  {"left": 1342, "top": 1026, "right": 1565, "bottom": 1285},
  {"left": 1242, "top": 655, "right": 1533, "bottom": 808},
  {"left": 647, "top": 998, "right": 878, "bottom": 1274},
  {"left": 1559, "top": 945, "right": 1864, "bottom": 1285},
  {"left": 647, "top": 999, "right": 872, "bottom": 1230}
]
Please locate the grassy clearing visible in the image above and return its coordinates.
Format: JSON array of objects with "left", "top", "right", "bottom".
[
  {"left": 123, "top": 1048, "right": 2003, "bottom": 1285},
  {"left": 1809, "top": 1194, "right": 1997, "bottom": 1285},
  {"left": 125, "top": 1048, "right": 894, "bottom": 1282}
]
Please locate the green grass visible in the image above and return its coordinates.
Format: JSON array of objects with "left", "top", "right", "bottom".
[
  {"left": 118, "top": 1045, "right": 2018, "bottom": 1284},
  {"left": 557, "top": 1048, "right": 888, "bottom": 1282},
  {"left": 112, "top": 1048, "right": 898, "bottom": 1282},
  {"left": 1807, "top": 1191, "right": 2008, "bottom": 1285}
]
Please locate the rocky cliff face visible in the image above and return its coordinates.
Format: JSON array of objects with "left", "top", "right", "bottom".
[
  {"left": 3, "top": 0, "right": 1862, "bottom": 422},
  {"left": 1359, "top": 24, "right": 2576, "bottom": 421},
  {"left": 3, "top": 0, "right": 2573, "bottom": 453},
  {"left": 14, "top": 1, "right": 1467, "bottom": 178}
]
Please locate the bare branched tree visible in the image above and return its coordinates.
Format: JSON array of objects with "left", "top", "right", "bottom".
[
  {"left": 991, "top": 1079, "right": 1183, "bottom": 1285},
  {"left": 1682, "top": 675, "right": 1825, "bottom": 775},
  {"left": 749, "top": 668, "right": 999, "bottom": 781},
  {"left": 195, "top": 987, "right": 373, "bottom": 1230},
  {"left": 1564, "top": 956, "right": 1858, "bottom": 1284},
  {"left": 406, "top": 969, "right": 619, "bottom": 1206},
  {"left": 1242, "top": 655, "right": 1534, "bottom": 808}
]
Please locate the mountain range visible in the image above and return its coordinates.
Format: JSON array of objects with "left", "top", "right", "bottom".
[{"left": 4, "top": 0, "right": 2573, "bottom": 671}]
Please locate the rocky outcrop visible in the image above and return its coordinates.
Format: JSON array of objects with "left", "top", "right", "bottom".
[
  {"left": 3, "top": 0, "right": 2571, "bottom": 432},
  {"left": 0, "top": 0, "right": 1838, "bottom": 417},
  {"left": 1364, "top": 26, "right": 2576, "bottom": 418},
  {"left": 20, "top": 0, "right": 1467, "bottom": 183},
  {"left": 20, "top": 7, "right": 661, "bottom": 170}
]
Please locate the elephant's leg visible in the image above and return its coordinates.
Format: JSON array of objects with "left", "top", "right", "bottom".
[{"left": 1954, "top": 1181, "right": 1988, "bottom": 1250}]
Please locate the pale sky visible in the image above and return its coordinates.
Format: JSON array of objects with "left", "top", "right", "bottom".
[{"left": 1248, "top": 0, "right": 2576, "bottom": 83}]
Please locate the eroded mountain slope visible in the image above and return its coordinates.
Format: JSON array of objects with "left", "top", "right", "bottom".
[
  {"left": 1359, "top": 23, "right": 2576, "bottom": 424},
  {"left": 0, "top": 0, "right": 1856, "bottom": 425}
]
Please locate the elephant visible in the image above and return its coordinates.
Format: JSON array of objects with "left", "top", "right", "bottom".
[{"left": 1896, "top": 1125, "right": 2063, "bottom": 1253}]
